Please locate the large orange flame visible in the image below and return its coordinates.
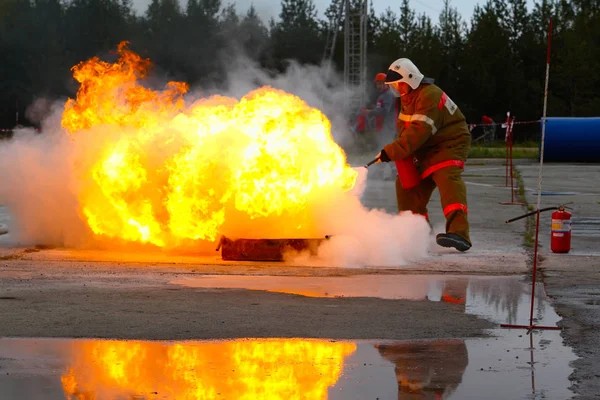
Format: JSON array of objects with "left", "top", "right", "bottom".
[
  {"left": 61, "top": 42, "right": 357, "bottom": 247},
  {"left": 61, "top": 339, "right": 356, "bottom": 399}
]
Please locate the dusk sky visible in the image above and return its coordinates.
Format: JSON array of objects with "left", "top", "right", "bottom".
[{"left": 130, "top": 0, "right": 537, "bottom": 25}]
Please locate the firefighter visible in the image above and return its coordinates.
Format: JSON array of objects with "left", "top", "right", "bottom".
[
  {"left": 362, "top": 73, "right": 397, "bottom": 142},
  {"left": 480, "top": 115, "right": 496, "bottom": 143},
  {"left": 375, "top": 58, "right": 472, "bottom": 252}
]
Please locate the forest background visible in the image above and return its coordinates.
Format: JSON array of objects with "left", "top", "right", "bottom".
[{"left": 1, "top": 0, "right": 598, "bottom": 142}]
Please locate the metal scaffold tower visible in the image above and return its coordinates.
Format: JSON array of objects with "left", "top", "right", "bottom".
[
  {"left": 322, "top": 0, "right": 368, "bottom": 108},
  {"left": 345, "top": 0, "right": 368, "bottom": 108}
]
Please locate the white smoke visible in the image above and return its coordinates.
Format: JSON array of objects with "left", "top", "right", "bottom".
[
  {"left": 25, "top": 97, "right": 54, "bottom": 125},
  {"left": 283, "top": 167, "right": 431, "bottom": 267},
  {"left": 0, "top": 124, "right": 89, "bottom": 247}
]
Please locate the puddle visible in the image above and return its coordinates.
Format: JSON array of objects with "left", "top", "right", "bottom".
[
  {"left": 0, "top": 332, "right": 574, "bottom": 400},
  {"left": 0, "top": 275, "right": 576, "bottom": 399},
  {"left": 170, "top": 275, "right": 546, "bottom": 322},
  {"left": 173, "top": 274, "right": 472, "bottom": 300},
  {"left": 170, "top": 274, "right": 566, "bottom": 328}
]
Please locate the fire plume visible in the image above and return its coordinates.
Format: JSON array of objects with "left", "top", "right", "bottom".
[
  {"left": 61, "top": 42, "right": 357, "bottom": 247},
  {"left": 61, "top": 339, "right": 356, "bottom": 399}
]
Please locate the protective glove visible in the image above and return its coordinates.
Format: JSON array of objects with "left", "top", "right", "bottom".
[{"left": 377, "top": 149, "right": 391, "bottom": 163}]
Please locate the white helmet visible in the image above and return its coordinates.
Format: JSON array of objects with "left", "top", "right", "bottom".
[{"left": 385, "top": 58, "right": 424, "bottom": 90}]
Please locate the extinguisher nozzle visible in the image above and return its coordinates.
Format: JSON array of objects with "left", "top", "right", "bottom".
[{"left": 364, "top": 158, "right": 380, "bottom": 168}]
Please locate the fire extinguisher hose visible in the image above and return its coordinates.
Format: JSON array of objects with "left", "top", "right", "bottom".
[
  {"left": 505, "top": 203, "right": 572, "bottom": 224},
  {"left": 505, "top": 207, "right": 559, "bottom": 224}
]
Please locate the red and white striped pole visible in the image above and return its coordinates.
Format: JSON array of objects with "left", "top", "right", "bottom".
[
  {"left": 509, "top": 116, "right": 517, "bottom": 201},
  {"left": 500, "top": 115, "right": 523, "bottom": 205},
  {"left": 502, "top": 18, "right": 559, "bottom": 332},
  {"left": 504, "top": 112, "right": 511, "bottom": 186}
]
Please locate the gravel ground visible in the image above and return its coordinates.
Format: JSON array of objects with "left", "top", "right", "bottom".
[{"left": 0, "top": 260, "right": 493, "bottom": 340}]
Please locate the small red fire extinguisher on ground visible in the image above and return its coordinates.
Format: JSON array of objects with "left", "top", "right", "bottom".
[{"left": 551, "top": 206, "right": 572, "bottom": 253}]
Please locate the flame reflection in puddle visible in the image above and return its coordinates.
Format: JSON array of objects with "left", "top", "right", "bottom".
[
  {"left": 0, "top": 332, "right": 575, "bottom": 400},
  {"left": 58, "top": 339, "right": 356, "bottom": 399}
]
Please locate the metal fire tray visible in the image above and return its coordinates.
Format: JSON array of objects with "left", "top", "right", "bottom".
[{"left": 216, "top": 236, "right": 329, "bottom": 262}]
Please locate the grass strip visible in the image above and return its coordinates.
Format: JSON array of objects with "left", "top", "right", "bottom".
[
  {"left": 469, "top": 147, "right": 538, "bottom": 159},
  {"left": 512, "top": 167, "right": 536, "bottom": 248}
]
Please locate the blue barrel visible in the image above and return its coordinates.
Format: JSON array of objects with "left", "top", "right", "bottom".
[{"left": 543, "top": 117, "right": 600, "bottom": 162}]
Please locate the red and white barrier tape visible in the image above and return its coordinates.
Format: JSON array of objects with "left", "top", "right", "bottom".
[
  {"left": 507, "top": 119, "right": 541, "bottom": 125},
  {"left": 468, "top": 119, "right": 540, "bottom": 130}
]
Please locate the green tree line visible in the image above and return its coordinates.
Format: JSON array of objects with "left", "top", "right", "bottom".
[{"left": 1, "top": 0, "right": 599, "bottom": 140}]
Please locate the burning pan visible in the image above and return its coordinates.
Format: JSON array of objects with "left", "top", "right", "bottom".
[{"left": 216, "top": 236, "right": 329, "bottom": 262}]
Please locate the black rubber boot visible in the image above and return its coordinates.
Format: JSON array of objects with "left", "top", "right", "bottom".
[{"left": 436, "top": 233, "right": 472, "bottom": 252}]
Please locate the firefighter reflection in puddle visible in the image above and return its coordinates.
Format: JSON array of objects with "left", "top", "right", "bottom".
[
  {"left": 376, "top": 339, "right": 468, "bottom": 399},
  {"left": 426, "top": 278, "right": 468, "bottom": 312},
  {"left": 377, "top": 279, "right": 469, "bottom": 399},
  {"left": 438, "top": 279, "right": 467, "bottom": 312}
]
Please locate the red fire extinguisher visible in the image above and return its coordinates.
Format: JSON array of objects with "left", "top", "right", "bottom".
[
  {"left": 356, "top": 111, "right": 367, "bottom": 132},
  {"left": 395, "top": 157, "right": 421, "bottom": 189},
  {"left": 393, "top": 119, "right": 422, "bottom": 190},
  {"left": 551, "top": 206, "right": 572, "bottom": 253}
]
